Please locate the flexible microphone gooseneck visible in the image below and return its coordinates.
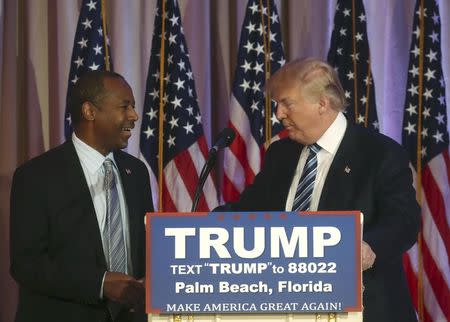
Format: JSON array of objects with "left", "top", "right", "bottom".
[{"left": 191, "top": 128, "right": 236, "bottom": 212}]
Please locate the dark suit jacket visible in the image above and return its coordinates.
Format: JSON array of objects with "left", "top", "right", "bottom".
[
  {"left": 10, "top": 141, "right": 153, "bottom": 322},
  {"left": 221, "top": 124, "right": 421, "bottom": 322}
]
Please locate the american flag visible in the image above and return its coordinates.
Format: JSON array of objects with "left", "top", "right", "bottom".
[
  {"left": 64, "top": 0, "right": 112, "bottom": 139},
  {"left": 402, "top": 1, "right": 450, "bottom": 321},
  {"left": 139, "top": 0, "right": 217, "bottom": 212},
  {"left": 222, "top": 0, "right": 286, "bottom": 202},
  {"left": 327, "top": 0, "right": 379, "bottom": 131}
]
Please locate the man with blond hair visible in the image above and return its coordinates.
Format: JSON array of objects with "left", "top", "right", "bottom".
[{"left": 219, "top": 58, "right": 420, "bottom": 322}]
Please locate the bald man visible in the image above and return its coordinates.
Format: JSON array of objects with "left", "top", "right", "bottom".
[{"left": 10, "top": 71, "right": 153, "bottom": 322}]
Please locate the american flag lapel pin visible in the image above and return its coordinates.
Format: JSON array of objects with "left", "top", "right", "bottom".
[
  {"left": 344, "top": 166, "right": 351, "bottom": 174},
  {"left": 125, "top": 168, "right": 132, "bottom": 175}
]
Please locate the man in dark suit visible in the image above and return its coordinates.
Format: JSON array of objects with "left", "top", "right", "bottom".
[
  {"left": 10, "top": 71, "right": 153, "bottom": 322},
  {"left": 221, "top": 58, "right": 421, "bottom": 322}
]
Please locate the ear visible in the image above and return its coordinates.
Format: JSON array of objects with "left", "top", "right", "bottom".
[
  {"left": 81, "top": 102, "right": 96, "bottom": 121},
  {"left": 318, "top": 95, "right": 330, "bottom": 115}
]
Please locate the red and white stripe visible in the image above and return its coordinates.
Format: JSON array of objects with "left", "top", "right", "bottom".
[
  {"left": 404, "top": 148, "right": 450, "bottom": 322},
  {"left": 222, "top": 95, "right": 287, "bottom": 202},
  {"left": 140, "top": 136, "right": 218, "bottom": 212}
]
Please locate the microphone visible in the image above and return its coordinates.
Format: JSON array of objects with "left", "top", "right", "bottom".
[
  {"left": 191, "top": 128, "right": 236, "bottom": 212},
  {"left": 208, "top": 127, "right": 236, "bottom": 156},
  {"left": 204, "top": 127, "right": 235, "bottom": 172}
]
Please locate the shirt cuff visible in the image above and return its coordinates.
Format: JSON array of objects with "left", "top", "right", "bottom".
[{"left": 100, "top": 271, "right": 107, "bottom": 299}]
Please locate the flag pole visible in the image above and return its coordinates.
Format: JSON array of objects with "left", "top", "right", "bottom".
[
  {"left": 417, "top": 0, "right": 425, "bottom": 320},
  {"left": 159, "top": 4, "right": 181, "bottom": 322},
  {"left": 364, "top": 58, "right": 372, "bottom": 128},
  {"left": 158, "top": 0, "right": 167, "bottom": 213},
  {"left": 259, "top": 0, "right": 271, "bottom": 149},
  {"left": 100, "top": 0, "right": 110, "bottom": 71},
  {"left": 351, "top": 0, "right": 358, "bottom": 122}
]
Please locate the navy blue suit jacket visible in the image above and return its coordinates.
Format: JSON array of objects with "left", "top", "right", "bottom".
[{"left": 220, "top": 124, "right": 421, "bottom": 322}]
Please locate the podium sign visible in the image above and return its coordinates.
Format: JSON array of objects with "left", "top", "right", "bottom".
[{"left": 146, "top": 211, "right": 362, "bottom": 314}]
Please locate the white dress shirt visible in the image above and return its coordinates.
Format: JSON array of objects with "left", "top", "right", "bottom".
[
  {"left": 285, "top": 112, "right": 347, "bottom": 211},
  {"left": 72, "top": 133, "right": 133, "bottom": 296}
]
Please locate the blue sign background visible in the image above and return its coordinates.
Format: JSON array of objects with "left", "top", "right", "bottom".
[{"left": 146, "top": 211, "right": 362, "bottom": 314}]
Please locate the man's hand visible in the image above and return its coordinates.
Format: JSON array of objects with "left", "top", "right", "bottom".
[
  {"left": 362, "top": 241, "right": 376, "bottom": 271},
  {"left": 103, "top": 272, "right": 145, "bottom": 306}
]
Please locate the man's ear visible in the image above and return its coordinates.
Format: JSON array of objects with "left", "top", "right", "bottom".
[
  {"left": 81, "top": 102, "right": 96, "bottom": 121},
  {"left": 318, "top": 95, "right": 330, "bottom": 114}
]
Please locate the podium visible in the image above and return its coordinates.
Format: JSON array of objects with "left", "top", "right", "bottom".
[{"left": 146, "top": 211, "right": 363, "bottom": 322}]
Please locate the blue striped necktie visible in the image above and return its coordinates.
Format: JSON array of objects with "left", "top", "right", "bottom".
[
  {"left": 103, "top": 159, "right": 126, "bottom": 274},
  {"left": 292, "top": 143, "right": 321, "bottom": 212}
]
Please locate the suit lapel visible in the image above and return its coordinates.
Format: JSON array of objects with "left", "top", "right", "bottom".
[
  {"left": 272, "top": 140, "right": 303, "bottom": 209},
  {"left": 61, "top": 141, "right": 107, "bottom": 268},
  {"left": 318, "top": 124, "right": 358, "bottom": 210}
]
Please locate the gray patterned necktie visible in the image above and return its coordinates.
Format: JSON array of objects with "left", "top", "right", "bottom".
[
  {"left": 103, "top": 159, "right": 126, "bottom": 273},
  {"left": 292, "top": 143, "right": 321, "bottom": 211}
]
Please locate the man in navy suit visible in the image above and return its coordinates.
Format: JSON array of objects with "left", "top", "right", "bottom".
[
  {"left": 221, "top": 58, "right": 421, "bottom": 322},
  {"left": 10, "top": 71, "right": 153, "bottom": 322}
]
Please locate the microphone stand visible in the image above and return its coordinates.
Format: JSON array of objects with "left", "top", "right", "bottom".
[
  {"left": 191, "top": 150, "right": 218, "bottom": 212},
  {"left": 191, "top": 127, "right": 235, "bottom": 212}
]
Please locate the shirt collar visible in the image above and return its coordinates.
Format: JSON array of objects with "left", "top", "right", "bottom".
[
  {"left": 316, "top": 112, "right": 347, "bottom": 155},
  {"left": 72, "top": 132, "right": 117, "bottom": 174}
]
